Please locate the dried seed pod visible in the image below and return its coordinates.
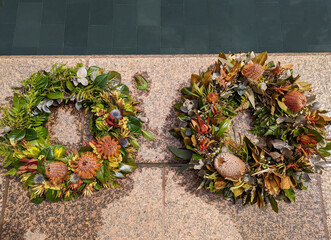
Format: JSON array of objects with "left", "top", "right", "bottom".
[
  {"left": 214, "top": 153, "right": 246, "bottom": 180},
  {"left": 284, "top": 91, "right": 307, "bottom": 112},
  {"left": 242, "top": 63, "right": 264, "bottom": 81},
  {"left": 46, "top": 162, "right": 68, "bottom": 183},
  {"left": 72, "top": 152, "right": 100, "bottom": 179}
]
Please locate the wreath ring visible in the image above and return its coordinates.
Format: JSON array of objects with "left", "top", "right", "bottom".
[
  {"left": 169, "top": 51, "right": 331, "bottom": 212},
  {"left": 0, "top": 63, "right": 153, "bottom": 203}
]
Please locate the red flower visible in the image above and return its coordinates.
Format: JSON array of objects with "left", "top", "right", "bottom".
[
  {"left": 17, "top": 158, "right": 38, "bottom": 174},
  {"left": 106, "top": 113, "right": 115, "bottom": 126},
  {"left": 190, "top": 114, "right": 210, "bottom": 135}
]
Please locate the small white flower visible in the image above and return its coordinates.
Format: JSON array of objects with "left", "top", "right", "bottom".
[
  {"left": 260, "top": 82, "right": 267, "bottom": 91},
  {"left": 75, "top": 67, "right": 88, "bottom": 86}
]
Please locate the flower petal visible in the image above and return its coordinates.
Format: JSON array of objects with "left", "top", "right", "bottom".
[{"left": 77, "top": 67, "right": 87, "bottom": 78}]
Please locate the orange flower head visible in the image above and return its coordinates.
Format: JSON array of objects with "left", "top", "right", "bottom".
[
  {"left": 72, "top": 152, "right": 100, "bottom": 179},
  {"left": 45, "top": 162, "right": 68, "bottom": 183},
  {"left": 206, "top": 92, "right": 219, "bottom": 104},
  {"left": 94, "top": 136, "right": 121, "bottom": 159}
]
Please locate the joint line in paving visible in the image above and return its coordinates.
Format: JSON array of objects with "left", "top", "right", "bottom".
[{"left": 0, "top": 176, "right": 10, "bottom": 239}]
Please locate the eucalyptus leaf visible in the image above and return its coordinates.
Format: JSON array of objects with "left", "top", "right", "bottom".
[
  {"left": 119, "top": 163, "right": 137, "bottom": 173},
  {"left": 142, "top": 130, "right": 154, "bottom": 141},
  {"left": 168, "top": 146, "right": 192, "bottom": 160},
  {"left": 134, "top": 74, "right": 149, "bottom": 91}
]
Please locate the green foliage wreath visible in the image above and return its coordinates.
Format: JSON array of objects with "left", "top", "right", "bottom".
[
  {"left": 0, "top": 63, "right": 153, "bottom": 203},
  {"left": 169, "top": 52, "right": 331, "bottom": 212}
]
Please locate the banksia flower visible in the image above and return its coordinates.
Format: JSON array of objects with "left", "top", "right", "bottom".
[
  {"left": 297, "top": 134, "right": 317, "bottom": 146},
  {"left": 45, "top": 162, "right": 68, "bottom": 183},
  {"left": 71, "top": 152, "right": 100, "bottom": 179},
  {"left": 284, "top": 91, "right": 307, "bottom": 112},
  {"left": 242, "top": 63, "right": 264, "bottom": 81},
  {"left": 214, "top": 153, "right": 246, "bottom": 180},
  {"left": 93, "top": 136, "right": 121, "bottom": 159},
  {"left": 206, "top": 92, "right": 219, "bottom": 104}
]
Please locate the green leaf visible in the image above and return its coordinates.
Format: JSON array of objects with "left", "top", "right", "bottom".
[
  {"left": 253, "top": 51, "right": 268, "bottom": 66},
  {"left": 111, "top": 171, "right": 125, "bottom": 178},
  {"left": 34, "top": 77, "right": 48, "bottom": 91},
  {"left": 31, "top": 197, "right": 44, "bottom": 204},
  {"left": 46, "top": 190, "right": 59, "bottom": 202},
  {"left": 129, "top": 137, "right": 140, "bottom": 149},
  {"left": 268, "top": 195, "right": 279, "bottom": 213},
  {"left": 142, "top": 130, "right": 154, "bottom": 141},
  {"left": 181, "top": 87, "right": 199, "bottom": 97},
  {"left": 168, "top": 146, "right": 192, "bottom": 160},
  {"left": 5, "top": 168, "right": 17, "bottom": 176},
  {"left": 119, "top": 163, "right": 137, "bottom": 173},
  {"left": 39, "top": 147, "right": 54, "bottom": 160},
  {"left": 104, "top": 160, "right": 111, "bottom": 182},
  {"left": 94, "top": 184, "right": 102, "bottom": 190},
  {"left": 47, "top": 92, "right": 64, "bottom": 99},
  {"left": 277, "top": 100, "right": 288, "bottom": 112},
  {"left": 66, "top": 80, "right": 74, "bottom": 91},
  {"left": 127, "top": 115, "right": 142, "bottom": 135},
  {"left": 192, "top": 153, "right": 203, "bottom": 160},
  {"left": 108, "top": 71, "right": 121, "bottom": 82},
  {"left": 95, "top": 165, "right": 105, "bottom": 184},
  {"left": 176, "top": 164, "right": 192, "bottom": 175},
  {"left": 319, "top": 149, "right": 331, "bottom": 157},
  {"left": 134, "top": 74, "right": 149, "bottom": 91},
  {"left": 117, "top": 84, "right": 129, "bottom": 93},
  {"left": 215, "top": 119, "right": 231, "bottom": 137},
  {"left": 321, "top": 142, "right": 331, "bottom": 151},
  {"left": 8, "top": 129, "right": 26, "bottom": 142},
  {"left": 94, "top": 74, "right": 109, "bottom": 87},
  {"left": 25, "top": 129, "right": 38, "bottom": 141},
  {"left": 78, "top": 146, "right": 93, "bottom": 154},
  {"left": 34, "top": 126, "right": 48, "bottom": 139},
  {"left": 268, "top": 61, "right": 275, "bottom": 68},
  {"left": 169, "top": 129, "right": 181, "bottom": 138},
  {"left": 284, "top": 187, "right": 295, "bottom": 202}
]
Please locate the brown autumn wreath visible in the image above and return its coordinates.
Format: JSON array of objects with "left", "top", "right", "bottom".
[
  {"left": 169, "top": 51, "right": 331, "bottom": 212},
  {"left": 0, "top": 63, "right": 153, "bottom": 203}
]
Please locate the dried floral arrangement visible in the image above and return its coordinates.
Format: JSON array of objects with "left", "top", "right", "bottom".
[
  {"left": 0, "top": 64, "right": 153, "bottom": 203},
  {"left": 169, "top": 52, "right": 331, "bottom": 212}
]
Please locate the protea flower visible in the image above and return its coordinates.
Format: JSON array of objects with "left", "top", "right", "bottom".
[
  {"left": 190, "top": 114, "right": 210, "bottom": 135},
  {"left": 45, "top": 162, "right": 68, "bottom": 183},
  {"left": 91, "top": 136, "right": 121, "bottom": 159},
  {"left": 71, "top": 152, "right": 100, "bottom": 179},
  {"left": 284, "top": 91, "right": 307, "bottom": 112}
]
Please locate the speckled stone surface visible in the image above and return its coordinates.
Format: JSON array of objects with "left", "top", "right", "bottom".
[
  {"left": 166, "top": 168, "right": 326, "bottom": 240},
  {"left": 0, "top": 54, "right": 330, "bottom": 239}
]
